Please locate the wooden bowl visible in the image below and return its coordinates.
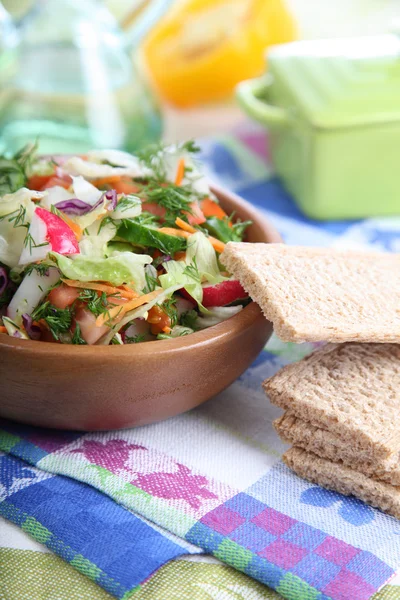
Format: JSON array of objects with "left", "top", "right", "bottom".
[{"left": 0, "top": 184, "right": 281, "bottom": 430}]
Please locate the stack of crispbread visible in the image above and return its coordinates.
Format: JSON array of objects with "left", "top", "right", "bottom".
[{"left": 220, "top": 243, "right": 400, "bottom": 518}]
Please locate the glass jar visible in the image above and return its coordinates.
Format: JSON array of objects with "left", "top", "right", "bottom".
[
  {"left": 0, "top": 2, "right": 18, "bottom": 83},
  {"left": 0, "top": 0, "right": 163, "bottom": 154}
]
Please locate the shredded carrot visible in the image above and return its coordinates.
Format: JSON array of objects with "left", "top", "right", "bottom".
[
  {"left": 158, "top": 227, "right": 190, "bottom": 239},
  {"left": 118, "top": 284, "right": 137, "bottom": 294},
  {"left": 162, "top": 326, "right": 172, "bottom": 334},
  {"left": 201, "top": 197, "right": 229, "bottom": 221},
  {"left": 61, "top": 214, "right": 83, "bottom": 241},
  {"left": 0, "top": 326, "right": 7, "bottom": 334},
  {"left": 174, "top": 158, "right": 185, "bottom": 186},
  {"left": 37, "top": 319, "right": 49, "bottom": 332},
  {"left": 174, "top": 251, "right": 186, "bottom": 261},
  {"left": 175, "top": 217, "right": 196, "bottom": 234},
  {"left": 174, "top": 217, "right": 225, "bottom": 253},
  {"left": 209, "top": 236, "right": 225, "bottom": 253},
  {"left": 61, "top": 279, "right": 139, "bottom": 299},
  {"left": 95, "top": 289, "right": 163, "bottom": 327},
  {"left": 91, "top": 176, "right": 121, "bottom": 187}
]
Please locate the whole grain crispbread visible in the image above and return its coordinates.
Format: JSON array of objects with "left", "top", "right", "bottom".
[
  {"left": 275, "top": 412, "right": 400, "bottom": 485},
  {"left": 264, "top": 343, "right": 400, "bottom": 461},
  {"left": 284, "top": 447, "right": 400, "bottom": 520},
  {"left": 220, "top": 243, "right": 400, "bottom": 343}
]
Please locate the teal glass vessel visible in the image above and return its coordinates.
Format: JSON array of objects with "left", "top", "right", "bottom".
[
  {"left": 0, "top": 2, "right": 18, "bottom": 83},
  {"left": 0, "top": 0, "right": 163, "bottom": 154}
]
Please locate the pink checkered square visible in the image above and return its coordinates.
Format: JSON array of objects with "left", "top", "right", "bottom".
[
  {"left": 323, "top": 568, "right": 376, "bottom": 600},
  {"left": 258, "top": 538, "right": 308, "bottom": 569},
  {"left": 201, "top": 506, "right": 245, "bottom": 535},
  {"left": 315, "top": 536, "right": 360, "bottom": 566},
  {"left": 252, "top": 507, "right": 296, "bottom": 536}
]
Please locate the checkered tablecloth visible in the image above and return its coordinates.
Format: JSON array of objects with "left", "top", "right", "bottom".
[{"left": 2, "top": 124, "right": 400, "bottom": 600}]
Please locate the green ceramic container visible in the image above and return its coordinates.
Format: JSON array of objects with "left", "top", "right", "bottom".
[{"left": 236, "top": 34, "right": 400, "bottom": 220}]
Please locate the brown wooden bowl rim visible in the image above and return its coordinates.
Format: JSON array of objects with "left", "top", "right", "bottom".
[{"left": 0, "top": 183, "right": 282, "bottom": 356}]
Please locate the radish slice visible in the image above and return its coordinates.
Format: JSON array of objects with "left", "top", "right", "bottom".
[
  {"left": 19, "top": 207, "right": 80, "bottom": 265},
  {"left": 180, "top": 280, "right": 247, "bottom": 308},
  {"left": 202, "top": 280, "right": 248, "bottom": 308}
]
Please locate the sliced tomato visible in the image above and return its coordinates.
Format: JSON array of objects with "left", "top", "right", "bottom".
[
  {"left": 186, "top": 201, "right": 206, "bottom": 225},
  {"left": 41, "top": 174, "right": 73, "bottom": 190},
  {"left": 113, "top": 177, "right": 141, "bottom": 195},
  {"left": 35, "top": 207, "right": 80, "bottom": 255},
  {"left": 74, "top": 306, "right": 109, "bottom": 345},
  {"left": 181, "top": 279, "right": 248, "bottom": 307},
  {"left": 141, "top": 201, "right": 166, "bottom": 219},
  {"left": 48, "top": 284, "right": 80, "bottom": 309},
  {"left": 26, "top": 174, "right": 54, "bottom": 191},
  {"left": 200, "top": 197, "right": 228, "bottom": 220}
]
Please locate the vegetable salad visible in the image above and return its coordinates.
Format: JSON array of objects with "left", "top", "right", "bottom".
[{"left": 0, "top": 142, "right": 251, "bottom": 345}]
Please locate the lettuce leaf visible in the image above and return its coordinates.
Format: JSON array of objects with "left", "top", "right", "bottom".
[
  {"left": 185, "top": 232, "right": 225, "bottom": 285},
  {"left": 51, "top": 251, "right": 151, "bottom": 289},
  {"left": 0, "top": 189, "right": 38, "bottom": 267},
  {"left": 159, "top": 260, "right": 204, "bottom": 310},
  {"left": 112, "top": 195, "right": 142, "bottom": 220},
  {"left": 96, "top": 284, "right": 178, "bottom": 345},
  {"left": 79, "top": 219, "right": 118, "bottom": 258},
  {"left": 0, "top": 188, "right": 42, "bottom": 217},
  {"left": 158, "top": 232, "right": 225, "bottom": 311}
]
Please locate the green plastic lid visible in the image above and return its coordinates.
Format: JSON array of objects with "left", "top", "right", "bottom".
[{"left": 268, "top": 34, "right": 400, "bottom": 129}]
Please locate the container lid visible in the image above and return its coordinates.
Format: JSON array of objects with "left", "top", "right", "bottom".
[{"left": 268, "top": 34, "right": 400, "bottom": 128}]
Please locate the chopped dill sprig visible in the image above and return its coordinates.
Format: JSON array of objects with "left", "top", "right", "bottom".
[
  {"left": 0, "top": 141, "right": 38, "bottom": 195},
  {"left": 71, "top": 323, "right": 87, "bottom": 345},
  {"left": 124, "top": 333, "right": 146, "bottom": 344},
  {"left": 115, "top": 194, "right": 141, "bottom": 213},
  {"left": 136, "top": 140, "right": 201, "bottom": 183},
  {"left": 180, "top": 309, "right": 199, "bottom": 330},
  {"left": 78, "top": 289, "right": 109, "bottom": 317},
  {"left": 161, "top": 297, "right": 178, "bottom": 328},
  {"left": 8, "top": 205, "right": 28, "bottom": 229},
  {"left": 133, "top": 211, "right": 160, "bottom": 227},
  {"left": 0, "top": 204, "right": 29, "bottom": 230},
  {"left": 181, "top": 140, "right": 201, "bottom": 154},
  {"left": 143, "top": 271, "right": 158, "bottom": 293},
  {"left": 98, "top": 216, "right": 118, "bottom": 233},
  {"left": 23, "top": 263, "right": 51, "bottom": 277},
  {"left": 31, "top": 302, "right": 72, "bottom": 341},
  {"left": 183, "top": 258, "right": 201, "bottom": 283},
  {"left": 23, "top": 232, "right": 49, "bottom": 253},
  {"left": 50, "top": 204, "right": 63, "bottom": 217},
  {"left": 143, "top": 182, "right": 195, "bottom": 227}
]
